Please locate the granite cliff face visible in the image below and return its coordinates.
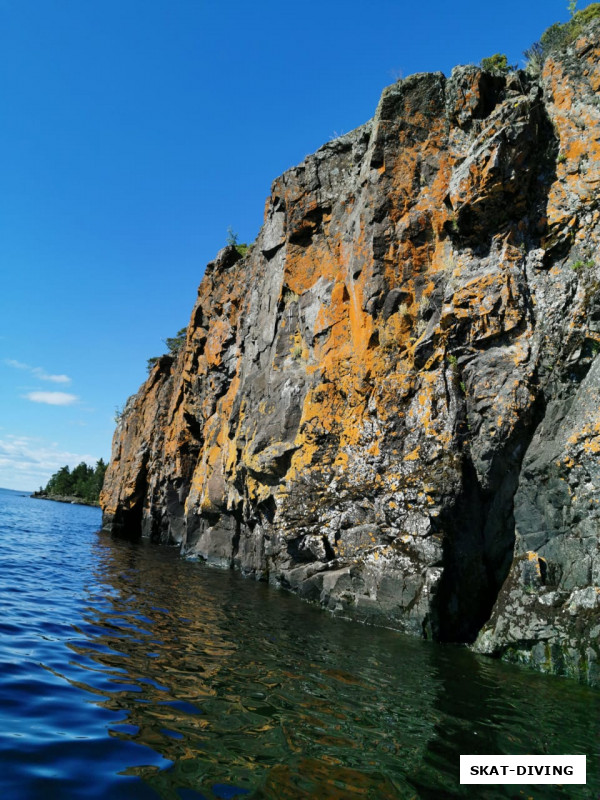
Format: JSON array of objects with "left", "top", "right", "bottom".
[{"left": 101, "top": 22, "right": 600, "bottom": 684}]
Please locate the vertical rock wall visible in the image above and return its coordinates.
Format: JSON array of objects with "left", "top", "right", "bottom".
[{"left": 101, "top": 22, "right": 600, "bottom": 683}]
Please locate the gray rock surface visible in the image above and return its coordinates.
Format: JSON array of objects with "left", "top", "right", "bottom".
[{"left": 102, "top": 20, "right": 600, "bottom": 683}]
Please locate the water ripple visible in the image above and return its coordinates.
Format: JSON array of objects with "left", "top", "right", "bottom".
[{"left": 0, "top": 488, "right": 598, "bottom": 799}]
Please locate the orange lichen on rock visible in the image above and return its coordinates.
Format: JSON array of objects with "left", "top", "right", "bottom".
[{"left": 101, "top": 19, "right": 600, "bottom": 683}]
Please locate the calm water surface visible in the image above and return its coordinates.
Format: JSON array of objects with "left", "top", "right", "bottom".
[{"left": 0, "top": 487, "right": 598, "bottom": 799}]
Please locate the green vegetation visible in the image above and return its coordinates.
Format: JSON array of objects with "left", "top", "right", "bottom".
[
  {"left": 226, "top": 226, "right": 251, "bottom": 257},
  {"left": 480, "top": 53, "right": 513, "bottom": 74},
  {"left": 146, "top": 357, "right": 160, "bottom": 372},
  {"left": 147, "top": 327, "right": 187, "bottom": 373},
  {"left": 291, "top": 343, "right": 303, "bottom": 360},
  {"left": 36, "top": 459, "right": 107, "bottom": 504},
  {"left": 164, "top": 327, "right": 187, "bottom": 354},
  {"left": 524, "top": 3, "right": 600, "bottom": 71},
  {"left": 447, "top": 213, "right": 459, "bottom": 234},
  {"left": 571, "top": 259, "right": 595, "bottom": 271}
]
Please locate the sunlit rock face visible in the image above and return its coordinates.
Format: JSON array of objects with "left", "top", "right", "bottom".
[{"left": 101, "top": 20, "right": 600, "bottom": 683}]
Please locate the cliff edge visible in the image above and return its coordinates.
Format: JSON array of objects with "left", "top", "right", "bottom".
[{"left": 101, "top": 20, "right": 600, "bottom": 684}]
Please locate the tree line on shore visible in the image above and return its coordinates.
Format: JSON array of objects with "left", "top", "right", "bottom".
[{"left": 36, "top": 460, "right": 107, "bottom": 503}]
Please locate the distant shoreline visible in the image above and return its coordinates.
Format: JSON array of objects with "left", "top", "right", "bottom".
[{"left": 31, "top": 492, "right": 100, "bottom": 508}]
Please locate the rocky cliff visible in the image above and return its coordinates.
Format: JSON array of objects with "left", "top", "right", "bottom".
[{"left": 101, "top": 19, "right": 600, "bottom": 684}]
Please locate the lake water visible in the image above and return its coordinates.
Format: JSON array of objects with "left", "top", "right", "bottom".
[{"left": 0, "top": 486, "right": 598, "bottom": 799}]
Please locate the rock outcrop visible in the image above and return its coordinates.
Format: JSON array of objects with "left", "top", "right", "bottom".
[{"left": 101, "top": 20, "right": 600, "bottom": 684}]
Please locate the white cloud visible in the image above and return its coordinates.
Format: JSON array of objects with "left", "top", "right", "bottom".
[
  {"left": 5, "top": 358, "right": 30, "bottom": 371},
  {"left": 4, "top": 359, "right": 71, "bottom": 384},
  {"left": 25, "top": 391, "right": 79, "bottom": 406},
  {"left": 0, "top": 435, "right": 102, "bottom": 492},
  {"left": 32, "top": 368, "right": 71, "bottom": 384}
]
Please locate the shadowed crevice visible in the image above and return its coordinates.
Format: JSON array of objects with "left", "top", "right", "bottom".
[{"left": 432, "top": 391, "right": 546, "bottom": 644}]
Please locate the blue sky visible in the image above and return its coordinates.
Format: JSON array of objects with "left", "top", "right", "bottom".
[{"left": 1, "top": 0, "right": 573, "bottom": 491}]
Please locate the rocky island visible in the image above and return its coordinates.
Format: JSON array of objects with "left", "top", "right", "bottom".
[{"left": 101, "top": 11, "right": 600, "bottom": 684}]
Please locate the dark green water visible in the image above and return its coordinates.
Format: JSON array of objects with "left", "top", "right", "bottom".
[{"left": 0, "top": 488, "right": 598, "bottom": 799}]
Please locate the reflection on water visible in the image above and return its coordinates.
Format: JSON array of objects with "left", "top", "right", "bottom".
[
  {"left": 0, "top": 489, "right": 599, "bottom": 799},
  {"left": 79, "top": 536, "right": 440, "bottom": 799}
]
